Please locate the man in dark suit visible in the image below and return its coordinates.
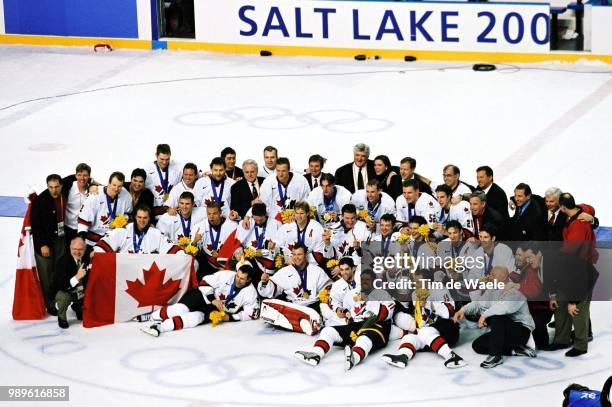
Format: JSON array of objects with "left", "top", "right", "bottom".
[
  {"left": 334, "top": 143, "right": 376, "bottom": 193},
  {"left": 469, "top": 191, "right": 507, "bottom": 240},
  {"left": 54, "top": 237, "right": 89, "bottom": 328},
  {"left": 304, "top": 154, "right": 330, "bottom": 190},
  {"left": 509, "top": 183, "right": 547, "bottom": 241},
  {"left": 31, "top": 174, "right": 67, "bottom": 316},
  {"left": 544, "top": 187, "right": 599, "bottom": 241},
  {"left": 230, "top": 159, "right": 265, "bottom": 218},
  {"left": 475, "top": 166, "right": 509, "bottom": 221},
  {"left": 399, "top": 156, "right": 433, "bottom": 195}
]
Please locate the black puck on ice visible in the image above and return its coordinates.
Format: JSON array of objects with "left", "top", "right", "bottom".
[
  {"left": 473, "top": 63, "right": 496, "bottom": 71},
  {"left": 354, "top": 54, "right": 366, "bottom": 61},
  {"left": 404, "top": 56, "right": 417, "bottom": 62},
  {"left": 260, "top": 50, "right": 272, "bottom": 57}
]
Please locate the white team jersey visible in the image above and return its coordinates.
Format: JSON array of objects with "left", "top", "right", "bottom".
[
  {"left": 395, "top": 192, "right": 441, "bottom": 227},
  {"left": 439, "top": 201, "right": 474, "bottom": 234},
  {"left": 144, "top": 161, "right": 183, "bottom": 210},
  {"left": 450, "top": 182, "right": 472, "bottom": 198},
  {"left": 307, "top": 185, "right": 352, "bottom": 227},
  {"left": 329, "top": 278, "right": 359, "bottom": 314},
  {"left": 257, "top": 263, "right": 331, "bottom": 303},
  {"left": 77, "top": 187, "right": 132, "bottom": 245},
  {"left": 199, "top": 219, "right": 238, "bottom": 256},
  {"left": 156, "top": 208, "right": 207, "bottom": 244},
  {"left": 350, "top": 190, "right": 396, "bottom": 223},
  {"left": 329, "top": 220, "right": 371, "bottom": 260},
  {"left": 274, "top": 220, "right": 334, "bottom": 265},
  {"left": 258, "top": 166, "right": 276, "bottom": 179},
  {"left": 165, "top": 180, "right": 196, "bottom": 209},
  {"left": 234, "top": 217, "right": 281, "bottom": 272},
  {"left": 341, "top": 287, "right": 395, "bottom": 322},
  {"left": 65, "top": 180, "right": 88, "bottom": 230},
  {"left": 259, "top": 173, "right": 310, "bottom": 221},
  {"left": 369, "top": 232, "right": 402, "bottom": 242},
  {"left": 411, "top": 287, "right": 456, "bottom": 326},
  {"left": 94, "top": 223, "right": 181, "bottom": 254},
  {"left": 193, "top": 176, "right": 235, "bottom": 218},
  {"left": 199, "top": 270, "right": 260, "bottom": 321}
]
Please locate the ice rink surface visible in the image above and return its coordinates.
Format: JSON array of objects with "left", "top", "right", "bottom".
[{"left": 0, "top": 45, "right": 611, "bottom": 406}]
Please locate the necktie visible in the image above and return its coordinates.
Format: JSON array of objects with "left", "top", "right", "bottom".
[
  {"left": 251, "top": 182, "right": 258, "bottom": 198},
  {"left": 549, "top": 212, "right": 556, "bottom": 226},
  {"left": 313, "top": 178, "right": 318, "bottom": 188},
  {"left": 357, "top": 168, "right": 364, "bottom": 190}
]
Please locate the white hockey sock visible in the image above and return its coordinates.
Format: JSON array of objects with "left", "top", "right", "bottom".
[
  {"left": 352, "top": 336, "right": 373, "bottom": 364},
  {"left": 159, "top": 311, "right": 205, "bottom": 332},
  {"left": 436, "top": 344, "right": 453, "bottom": 360},
  {"left": 152, "top": 303, "right": 189, "bottom": 321},
  {"left": 313, "top": 327, "right": 342, "bottom": 359}
]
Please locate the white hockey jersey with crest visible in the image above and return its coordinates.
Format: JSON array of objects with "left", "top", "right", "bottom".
[
  {"left": 156, "top": 208, "right": 207, "bottom": 244},
  {"left": 94, "top": 223, "right": 181, "bottom": 254},
  {"left": 144, "top": 161, "right": 183, "bottom": 210},
  {"left": 257, "top": 264, "right": 331, "bottom": 303},
  {"left": 259, "top": 173, "right": 310, "bottom": 221},
  {"left": 193, "top": 176, "right": 234, "bottom": 218},
  {"left": 395, "top": 192, "right": 441, "bottom": 227},
  {"left": 199, "top": 270, "right": 259, "bottom": 321},
  {"left": 77, "top": 187, "right": 132, "bottom": 245}
]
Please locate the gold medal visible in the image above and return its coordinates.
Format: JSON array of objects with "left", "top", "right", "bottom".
[
  {"left": 303, "top": 291, "right": 310, "bottom": 300},
  {"left": 163, "top": 193, "right": 170, "bottom": 202}
]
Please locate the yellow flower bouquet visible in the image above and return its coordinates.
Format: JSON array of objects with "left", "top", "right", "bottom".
[{"left": 109, "top": 214, "right": 128, "bottom": 230}]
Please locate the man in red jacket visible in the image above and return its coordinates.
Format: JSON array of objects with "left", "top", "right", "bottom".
[{"left": 548, "top": 193, "right": 598, "bottom": 357}]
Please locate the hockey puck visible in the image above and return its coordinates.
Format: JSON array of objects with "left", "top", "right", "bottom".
[
  {"left": 473, "top": 63, "right": 496, "bottom": 72},
  {"left": 354, "top": 54, "right": 366, "bottom": 61},
  {"left": 94, "top": 43, "right": 113, "bottom": 52},
  {"left": 260, "top": 50, "right": 272, "bottom": 57},
  {"left": 404, "top": 56, "right": 417, "bottom": 62}
]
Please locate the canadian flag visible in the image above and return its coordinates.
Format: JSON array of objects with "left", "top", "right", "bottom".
[
  {"left": 217, "top": 228, "right": 246, "bottom": 269},
  {"left": 83, "top": 253, "right": 197, "bottom": 327},
  {"left": 12, "top": 193, "right": 47, "bottom": 320}
]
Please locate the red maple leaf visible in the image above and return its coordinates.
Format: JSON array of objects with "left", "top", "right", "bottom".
[
  {"left": 292, "top": 286, "right": 302, "bottom": 296},
  {"left": 353, "top": 303, "right": 364, "bottom": 315},
  {"left": 155, "top": 185, "right": 163, "bottom": 194},
  {"left": 125, "top": 262, "right": 182, "bottom": 307},
  {"left": 100, "top": 215, "right": 108, "bottom": 223},
  {"left": 338, "top": 241, "right": 348, "bottom": 254},
  {"left": 218, "top": 293, "right": 226, "bottom": 301}
]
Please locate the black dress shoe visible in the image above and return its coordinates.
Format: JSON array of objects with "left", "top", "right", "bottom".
[
  {"left": 565, "top": 348, "right": 587, "bottom": 357},
  {"left": 47, "top": 307, "right": 58, "bottom": 316},
  {"left": 543, "top": 343, "right": 570, "bottom": 351},
  {"left": 58, "top": 318, "right": 69, "bottom": 329}
]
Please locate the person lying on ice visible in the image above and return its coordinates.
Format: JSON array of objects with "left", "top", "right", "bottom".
[
  {"left": 140, "top": 261, "right": 259, "bottom": 337},
  {"left": 294, "top": 269, "right": 396, "bottom": 371},
  {"left": 381, "top": 268, "right": 467, "bottom": 369}
]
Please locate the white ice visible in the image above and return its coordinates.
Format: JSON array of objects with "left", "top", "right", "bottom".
[{"left": 0, "top": 46, "right": 611, "bottom": 406}]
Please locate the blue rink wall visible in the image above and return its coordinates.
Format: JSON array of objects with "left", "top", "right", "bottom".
[
  {"left": 3, "top": 0, "right": 139, "bottom": 38},
  {"left": 1, "top": 0, "right": 612, "bottom": 63}
]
